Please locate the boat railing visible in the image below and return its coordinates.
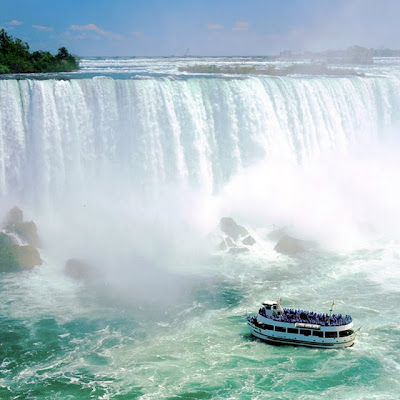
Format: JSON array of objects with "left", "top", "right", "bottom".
[{"left": 258, "top": 307, "right": 352, "bottom": 326}]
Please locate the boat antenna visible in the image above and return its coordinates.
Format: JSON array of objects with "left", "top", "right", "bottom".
[{"left": 329, "top": 300, "right": 335, "bottom": 317}]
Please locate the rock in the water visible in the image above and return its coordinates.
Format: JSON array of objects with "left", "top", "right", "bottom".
[
  {"left": 3, "top": 207, "right": 41, "bottom": 247},
  {"left": 228, "top": 247, "right": 250, "bottom": 254},
  {"left": 0, "top": 231, "right": 17, "bottom": 246},
  {"left": 65, "top": 258, "right": 95, "bottom": 281},
  {"left": 267, "top": 227, "right": 288, "bottom": 241},
  {"left": 219, "top": 217, "right": 249, "bottom": 240},
  {"left": 242, "top": 235, "right": 256, "bottom": 246},
  {"left": 0, "top": 232, "right": 42, "bottom": 272},
  {"left": 225, "top": 237, "right": 237, "bottom": 248},
  {"left": 13, "top": 245, "right": 42, "bottom": 269},
  {"left": 0, "top": 232, "right": 19, "bottom": 272},
  {"left": 274, "top": 235, "right": 307, "bottom": 255},
  {"left": 13, "top": 221, "right": 41, "bottom": 247},
  {"left": 218, "top": 240, "right": 228, "bottom": 251}
]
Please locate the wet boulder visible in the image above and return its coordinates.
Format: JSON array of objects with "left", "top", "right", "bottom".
[
  {"left": 0, "top": 232, "right": 18, "bottom": 272},
  {"left": 12, "top": 221, "right": 41, "bottom": 247},
  {"left": 274, "top": 235, "right": 309, "bottom": 255},
  {"left": 0, "top": 232, "right": 42, "bottom": 272},
  {"left": 219, "top": 217, "right": 249, "bottom": 241},
  {"left": 65, "top": 258, "right": 95, "bottom": 281},
  {"left": 267, "top": 227, "right": 288, "bottom": 241},
  {"left": 13, "top": 245, "right": 42, "bottom": 269},
  {"left": 218, "top": 240, "right": 228, "bottom": 251},
  {"left": 225, "top": 237, "right": 237, "bottom": 248},
  {"left": 3, "top": 207, "right": 41, "bottom": 247},
  {"left": 216, "top": 217, "right": 256, "bottom": 254},
  {"left": 242, "top": 235, "right": 256, "bottom": 246}
]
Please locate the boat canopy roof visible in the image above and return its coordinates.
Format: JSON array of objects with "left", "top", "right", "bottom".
[{"left": 262, "top": 300, "right": 278, "bottom": 306}]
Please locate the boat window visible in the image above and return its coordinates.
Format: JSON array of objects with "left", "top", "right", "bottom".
[
  {"left": 312, "top": 331, "right": 323, "bottom": 337},
  {"left": 264, "top": 324, "right": 274, "bottom": 330},
  {"left": 273, "top": 306, "right": 276, "bottom": 310},
  {"left": 275, "top": 326, "right": 286, "bottom": 332},
  {"left": 339, "top": 329, "right": 354, "bottom": 337},
  {"left": 325, "top": 331, "right": 338, "bottom": 338},
  {"left": 288, "top": 328, "right": 298, "bottom": 334},
  {"left": 266, "top": 305, "right": 271, "bottom": 310},
  {"left": 300, "top": 329, "right": 311, "bottom": 336}
]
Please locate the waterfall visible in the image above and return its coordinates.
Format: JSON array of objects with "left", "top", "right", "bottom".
[{"left": 0, "top": 74, "right": 399, "bottom": 209}]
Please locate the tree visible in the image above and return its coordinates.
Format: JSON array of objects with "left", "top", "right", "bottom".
[
  {"left": 56, "top": 46, "right": 69, "bottom": 60},
  {"left": 0, "top": 29, "right": 79, "bottom": 74}
]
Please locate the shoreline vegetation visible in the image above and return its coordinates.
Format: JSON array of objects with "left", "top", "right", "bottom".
[
  {"left": 0, "top": 29, "right": 79, "bottom": 74},
  {"left": 178, "top": 63, "right": 365, "bottom": 77}
]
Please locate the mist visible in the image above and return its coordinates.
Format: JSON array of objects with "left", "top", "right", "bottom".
[
  {"left": 219, "top": 132, "right": 400, "bottom": 251},
  {"left": 20, "top": 128, "right": 400, "bottom": 303},
  {"left": 29, "top": 181, "right": 221, "bottom": 303},
  {"left": 1, "top": 67, "right": 400, "bottom": 305}
]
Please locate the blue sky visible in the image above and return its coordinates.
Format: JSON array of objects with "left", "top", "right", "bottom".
[{"left": 1, "top": 0, "right": 399, "bottom": 56}]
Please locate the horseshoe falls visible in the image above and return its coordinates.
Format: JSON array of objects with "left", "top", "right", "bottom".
[
  {"left": 1, "top": 73, "right": 400, "bottom": 205},
  {"left": 0, "top": 58, "right": 400, "bottom": 400}
]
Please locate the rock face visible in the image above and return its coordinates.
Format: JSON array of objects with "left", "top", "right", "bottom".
[
  {"left": 218, "top": 240, "right": 228, "bottom": 251},
  {"left": 242, "top": 235, "right": 256, "bottom": 246},
  {"left": 0, "top": 232, "right": 42, "bottom": 272},
  {"left": 64, "top": 258, "right": 95, "bottom": 281},
  {"left": 3, "top": 207, "right": 41, "bottom": 247},
  {"left": 225, "top": 237, "right": 237, "bottom": 248},
  {"left": 0, "top": 207, "right": 43, "bottom": 272},
  {"left": 217, "top": 217, "right": 256, "bottom": 254},
  {"left": 219, "top": 217, "right": 249, "bottom": 241},
  {"left": 14, "top": 245, "right": 42, "bottom": 269},
  {"left": 274, "top": 235, "right": 309, "bottom": 255},
  {"left": 0, "top": 232, "right": 18, "bottom": 272},
  {"left": 267, "top": 227, "right": 288, "bottom": 241},
  {"left": 12, "top": 221, "right": 41, "bottom": 247}
]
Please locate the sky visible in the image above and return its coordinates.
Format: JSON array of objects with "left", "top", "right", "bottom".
[{"left": 1, "top": 0, "right": 400, "bottom": 56}]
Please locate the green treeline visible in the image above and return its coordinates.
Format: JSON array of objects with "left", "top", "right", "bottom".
[{"left": 0, "top": 29, "right": 79, "bottom": 74}]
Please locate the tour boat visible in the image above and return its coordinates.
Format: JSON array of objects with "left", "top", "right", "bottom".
[{"left": 247, "top": 300, "right": 355, "bottom": 348}]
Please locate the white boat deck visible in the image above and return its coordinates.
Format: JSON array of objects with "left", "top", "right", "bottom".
[{"left": 247, "top": 300, "right": 356, "bottom": 348}]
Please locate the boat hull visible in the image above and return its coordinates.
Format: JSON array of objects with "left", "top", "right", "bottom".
[{"left": 248, "top": 322, "right": 355, "bottom": 349}]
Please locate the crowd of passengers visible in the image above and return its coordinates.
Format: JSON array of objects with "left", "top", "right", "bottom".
[{"left": 257, "top": 307, "right": 352, "bottom": 326}]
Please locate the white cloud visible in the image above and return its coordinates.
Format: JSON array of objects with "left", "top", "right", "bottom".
[
  {"left": 7, "top": 20, "right": 23, "bottom": 26},
  {"left": 32, "top": 25, "right": 53, "bottom": 32},
  {"left": 70, "top": 23, "right": 123, "bottom": 40},
  {"left": 233, "top": 21, "right": 249, "bottom": 31},
  {"left": 207, "top": 23, "right": 223, "bottom": 30}
]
